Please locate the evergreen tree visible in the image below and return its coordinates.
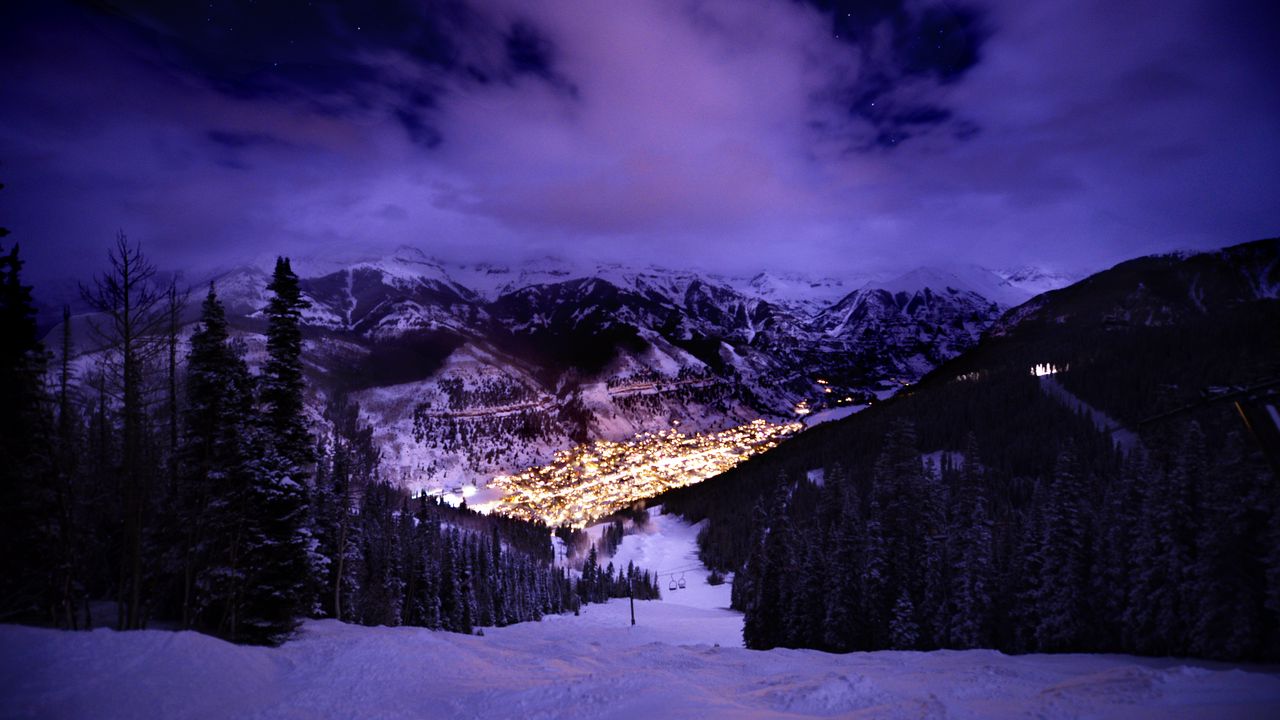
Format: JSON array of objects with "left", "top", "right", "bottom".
[
  {"left": 1126, "top": 427, "right": 1201, "bottom": 656},
  {"left": 730, "top": 498, "right": 770, "bottom": 613},
  {"left": 822, "top": 472, "right": 864, "bottom": 652},
  {"left": 1089, "top": 451, "right": 1142, "bottom": 652},
  {"left": 861, "top": 489, "right": 890, "bottom": 649},
  {"left": 234, "top": 258, "right": 317, "bottom": 644},
  {"left": 918, "top": 457, "right": 949, "bottom": 647},
  {"left": 1033, "top": 443, "right": 1090, "bottom": 651},
  {"left": 261, "top": 257, "right": 312, "bottom": 468},
  {"left": 948, "top": 435, "right": 994, "bottom": 649},
  {"left": 742, "top": 483, "right": 793, "bottom": 650},
  {"left": 180, "top": 286, "right": 255, "bottom": 634},
  {"left": 785, "top": 523, "right": 825, "bottom": 648},
  {"left": 1190, "top": 431, "right": 1266, "bottom": 659},
  {"left": 580, "top": 545, "right": 599, "bottom": 604},
  {"left": 890, "top": 589, "right": 919, "bottom": 649},
  {"left": 0, "top": 242, "right": 57, "bottom": 624},
  {"left": 238, "top": 448, "right": 316, "bottom": 643}
]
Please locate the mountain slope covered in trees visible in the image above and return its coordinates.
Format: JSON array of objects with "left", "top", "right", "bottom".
[
  {"left": 0, "top": 238, "right": 644, "bottom": 645},
  {"left": 660, "top": 238, "right": 1280, "bottom": 660}
]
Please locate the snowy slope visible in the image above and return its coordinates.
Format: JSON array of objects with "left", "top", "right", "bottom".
[
  {"left": 2, "top": 507, "right": 1280, "bottom": 712},
  {"left": 6, "top": 613, "right": 1280, "bottom": 719},
  {"left": 872, "top": 265, "right": 1032, "bottom": 308},
  {"left": 7, "top": 510, "right": 1280, "bottom": 719},
  {"left": 996, "top": 266, "right": 1081, "bottom": 297},
  {"left": 604, "top": 510, "right": 737, "bottom": 633}
]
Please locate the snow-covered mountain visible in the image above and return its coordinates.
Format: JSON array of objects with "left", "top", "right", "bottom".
[
  {"left": 995, "top": 265, "right": 1080, "bottom": 297},
  {"left": 60, "top": 250, "right": 1051, "bottom": 493}
]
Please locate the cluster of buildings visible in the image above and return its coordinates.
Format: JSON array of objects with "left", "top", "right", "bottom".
[{"left": 490, "top": 419, "right": 804, "bottom": 527}]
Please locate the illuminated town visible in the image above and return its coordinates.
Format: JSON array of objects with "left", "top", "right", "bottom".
[{"left": 490, "top": 419, "right": 804, "bottom": 527}]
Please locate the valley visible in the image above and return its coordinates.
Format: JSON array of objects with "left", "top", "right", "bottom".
[
  {"left": 200, "top": 250, "right": 1048, "bottom": 496},
  {"left": 7, "top": 2, "right": 1278, "bottom": 716}
]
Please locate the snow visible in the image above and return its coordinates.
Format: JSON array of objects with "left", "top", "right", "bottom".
[
  {"left": 602, "top": 509, "right": 738, "bottom": 643},
  {"left": 1038, "top": 374, "right": 1141, "bottom": 452},
  {"left": 996, "top": 266, "right": 1082, "bottom": 298},
  {"left": 6, "top": 617, "right": 1280, "bottom": 719},
  {"left": 5, "top": 511, "right": 1280, "bottom": 719},
  {"left": 802, "top": 404, "right": 864, "bottom": 427},
  {"left": 732, "top": 270, "right": 862, "bottom": 317},
  {"left": 871, "top": 265, "right": 1032, "bottom": 307}
]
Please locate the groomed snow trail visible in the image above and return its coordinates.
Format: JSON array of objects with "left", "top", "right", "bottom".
[
  {"left": 4, "top": 512, "right": 1280, "bottom": 719},
  {"left": 1038, "top": 374, "right": 1141, "bottom": 451}
]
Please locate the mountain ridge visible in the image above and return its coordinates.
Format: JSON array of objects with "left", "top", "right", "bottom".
[{"left": 52, "top": 251, "right": 1075, "bottom": 493}]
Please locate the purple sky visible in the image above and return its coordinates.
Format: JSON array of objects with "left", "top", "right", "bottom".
[{"left": 2, "top": 0, "right": 1278, "bottom": 288}]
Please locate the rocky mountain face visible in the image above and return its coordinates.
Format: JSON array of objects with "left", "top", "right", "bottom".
[{"left": 63, "top": 247, "right": 1061, "bottom": 493}]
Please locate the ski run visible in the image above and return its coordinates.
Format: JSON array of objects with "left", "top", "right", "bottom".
[{"left": 5, "top": 511, "right": 1279, "bottom": 719}]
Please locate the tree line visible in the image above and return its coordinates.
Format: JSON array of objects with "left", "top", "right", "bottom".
[
  {"left": 731, "top": 418, "right": 1279, "bottom": 660},
  {"left": 0, "top": 235, "right": 624, "bottom": 645}
]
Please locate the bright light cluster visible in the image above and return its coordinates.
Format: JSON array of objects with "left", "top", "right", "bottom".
[
  {"left": 490, "top": 419, "right": 804, "bottom": 528},
  {"left": 1031, "top": 363, "right": 1067, "bottom": 377}
]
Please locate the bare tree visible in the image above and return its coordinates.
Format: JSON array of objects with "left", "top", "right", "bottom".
[{"left": 81, "top": 232, "right": 167, "bottom": 630}]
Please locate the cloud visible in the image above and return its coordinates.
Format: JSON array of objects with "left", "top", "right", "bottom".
[{"left": 0, "top": 0, "right": 1276, "bottom": 290}]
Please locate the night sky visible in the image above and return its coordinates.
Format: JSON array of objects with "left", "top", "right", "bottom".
[{"left": 2, "top": 0, "right": 1278, "bottom": 286}]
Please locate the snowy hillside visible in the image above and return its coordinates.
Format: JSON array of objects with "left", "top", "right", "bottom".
[
  {"left": 996, "top": 265, "right": 1081, "bottom": 297},
  {"left": 6, "top": 509, "right": 1279, "bottom": 719},
  {"left": 51, "top": 250, "right": 1057, "bottom": 494}
]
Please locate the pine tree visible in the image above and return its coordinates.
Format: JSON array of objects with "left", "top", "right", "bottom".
[
  {"left": 919, "top": 457, "right": 949, "bottom": 647},
  {"left": 581, "top": 544, "right": 599, "bottom": 604},
  {"left": 1125, "top": 426, "right": 1202, "bottom": 656},
  {"left": 459, "top": 535, "right": 476, "bottom": 634},
  {"left": 489, "top": 526, "right": 506, "bottom": 626},
  {"left": 730, "top": 498, "right": 770, "bottom": 613},
  {"left": 1089, "top": 450, "right": 1141, "bottom": 652},
  {"left": 441, "top": 529, "right": 462, "bottom": 631},
  {"left": 862, "top": 490, "right": 890, "bottom": 650},
  {"left": 742, "top": 482, "right": 793, "bottom": 650},
  {"left": 1033, "top": 443, "right": 1090, "bottom": 651},
  {"left": 0, "top": 242, "right": 57, "bottom": 624},
  {"left": 890, "top": 589, "right": 919, "bottom": 649},
  {"left": 1010, "top": 490, "right": 1046, "bottom": 653},
  {"left": 948, "top": 435, "right": 994, "bottom": 649},
  {"left": 1189, "top": 431, "right": 1265, "bottom": 659},
  {"left": 238, "top": 447, "right": 315, "bottom": 643},
  {"left": 785, "top": 523, "right": 824, "bottom": 648},
  {"left": 822, "top": 473, "right": 864, "bottom": 652},
  {"left": 233, "top": 259, "right": 317, "bottom": 644},
  {"left": 261, "top": 257, "right": 312, "bottom": 468},
  {"left": 180, "top": 285, "right": 255, "bottom": 634}
]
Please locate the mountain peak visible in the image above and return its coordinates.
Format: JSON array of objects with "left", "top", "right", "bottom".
[
  {"left": 995, "top": 266, "right": 1081, "bottom": 296},
  {"left": 390, "top": 245, "right": 433, "bottom": 265},
  {"left": 868, "top": 265, "right": 1030, "bottom": 307}
]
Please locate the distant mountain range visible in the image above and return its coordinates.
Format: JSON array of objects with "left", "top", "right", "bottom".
[{"left": 51, "top": 248, "right": 1078, "bottom": 492}]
